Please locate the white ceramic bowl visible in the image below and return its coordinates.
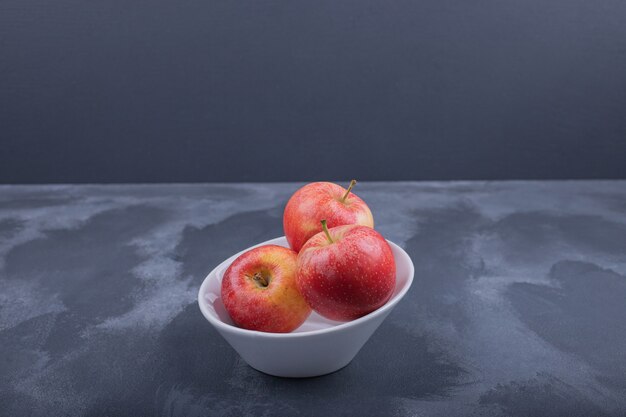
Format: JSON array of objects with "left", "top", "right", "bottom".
[{"left": 197, "top": 236, "right": 414, "bottom": 378}]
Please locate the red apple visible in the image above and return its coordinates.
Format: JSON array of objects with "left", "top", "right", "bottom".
[
  {"left": 221, "top": 245, "right": 311, "bottom": 333},
  {"left": 296, "top": 221, "right": 396, "bottom": 321},
  {"left": 283, "top": 180, "right": 374, "bottom": 252}
]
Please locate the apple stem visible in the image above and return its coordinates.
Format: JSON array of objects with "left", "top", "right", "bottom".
[
  {"left": 252, "top": 272, "right": 268, "bottom": 287},
  {"left": 341, "top": 179, "right": 357, "bottom": 202},
  {"left": 320, "top": 219, "right": 334, "bottom": 244}
]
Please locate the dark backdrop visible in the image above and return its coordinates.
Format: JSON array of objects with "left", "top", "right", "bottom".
[{"left": 2, "top": 0, "right": 626, "bottom": 183}]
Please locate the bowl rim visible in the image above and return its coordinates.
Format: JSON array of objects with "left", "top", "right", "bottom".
[{"left": 197, "top": 236, "right": 414, "bottom": 339}]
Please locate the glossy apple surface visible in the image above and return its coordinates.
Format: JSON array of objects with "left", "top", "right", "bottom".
[
  {"left": 283, "top": 181, "right": 374, "bottom": 252},
  {"left": 221, "top": 245, "right": 311, "bottom": 333},
  {"left": 296, "top": 224, "right": 396, "bottom": 321}
]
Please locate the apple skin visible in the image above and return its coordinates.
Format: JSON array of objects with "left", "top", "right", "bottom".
[
  {"left": 283, "top": 181, "right": 374, "bottom": 252},
  {"left": 296, "top": 224, "right": 396, "bottom": 321},
  {"left": 221, "top": 245, "right": 311, "bottom": 333}
]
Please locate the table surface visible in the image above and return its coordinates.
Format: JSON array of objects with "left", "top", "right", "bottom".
[{"left": 1, "top": 181, "right": 625, "bottom": 417}]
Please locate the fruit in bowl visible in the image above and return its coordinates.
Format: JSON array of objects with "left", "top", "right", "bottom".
[
  {"left": 199, "top": 179, "right": 415, "bottom": 377},
  {"left": 221, "top": 245, "right": 311, "bottom": 333},
  {"left": 283, "top": 180, "right": 374, "bottom": 252},
  {"left": 296, "top": 220, "right": 396, "bottom": 321}
]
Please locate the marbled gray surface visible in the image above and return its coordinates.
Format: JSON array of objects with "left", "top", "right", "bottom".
[{"left": 1, "top": 182, "right": 625, "bottom": 417}]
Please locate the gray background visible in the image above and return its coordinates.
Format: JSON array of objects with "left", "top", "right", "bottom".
[{"left": 2, "top": 0, "right": 626, "bottom": 183}]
